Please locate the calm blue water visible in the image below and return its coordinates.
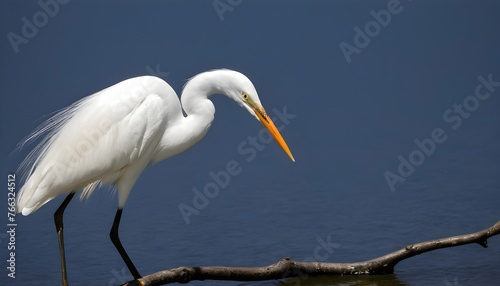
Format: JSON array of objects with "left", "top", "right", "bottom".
[
  {"left": 4, "top": 115, "right": 500, "bottom": 286},
  {"left": 2, "top": 1, "right": 500, "bottom": 286}
]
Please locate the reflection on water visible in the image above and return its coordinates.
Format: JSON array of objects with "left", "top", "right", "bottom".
[{"left": 278, "top": 274, "right": 407, "bottom": 286}]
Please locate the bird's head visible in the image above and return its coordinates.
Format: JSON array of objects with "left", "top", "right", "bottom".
[{"left": 220, "top": 70, "right": 295, "bottom": 162}]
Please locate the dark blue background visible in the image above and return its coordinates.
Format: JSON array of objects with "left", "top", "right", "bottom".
[{"left": 1, "top": 1, "right": 499, "bottom": 285}]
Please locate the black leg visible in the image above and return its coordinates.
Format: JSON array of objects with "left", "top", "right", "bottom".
[
  {"left": 54, "top": 192, "right": 75, "bottom": 286},
  {"left": 110, "top": 208, "right": 141, "bottom": 279}
]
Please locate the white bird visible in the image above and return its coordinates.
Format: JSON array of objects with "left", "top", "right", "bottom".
[{"left": 15, "top": 69, "right": 294, "bottom": 285}]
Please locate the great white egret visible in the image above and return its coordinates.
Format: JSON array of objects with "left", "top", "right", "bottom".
[{"left": 15, "top": 69, "right": 294, "bottom": 285}]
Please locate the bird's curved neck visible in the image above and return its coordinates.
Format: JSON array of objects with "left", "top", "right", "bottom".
[
  {"left": 180, "top": 71, "right": 228, "bottom": 118},
  {"left": 179, "top": 73, "right": 222, "bottom": 142},
  {"left": 152, "top": 74, "right": 224, "bottom": 164},
  {"left": 152, "top": 72, "right": 235, "bottom": 165}
]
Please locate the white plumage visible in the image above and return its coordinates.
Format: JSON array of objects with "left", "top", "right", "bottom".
[
  {"left": 15, "top": 69, "right": 294, "bottom": 284},
  {"left": 16, "top": 69, "right": 294, "bottom": 215},
  {"left": 17, "top": 76, "right": 169, "bottom": 214}
]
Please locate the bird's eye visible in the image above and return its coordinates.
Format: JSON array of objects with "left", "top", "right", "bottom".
[{"left": 242, "top": 93, "right": 249, "bottom": 100}]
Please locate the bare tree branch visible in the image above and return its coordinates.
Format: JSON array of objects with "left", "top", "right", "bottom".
[{"left": 122, "top": 221, "right": 500, "bottom": 286}]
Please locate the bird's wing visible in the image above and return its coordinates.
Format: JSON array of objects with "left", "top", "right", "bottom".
[{"left": 16, "top": 76, "right": 170, "bottom": 214}]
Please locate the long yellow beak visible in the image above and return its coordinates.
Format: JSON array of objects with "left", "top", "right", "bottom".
[{"left": 252, "top": 105, "right": 295, "bottom": 162}]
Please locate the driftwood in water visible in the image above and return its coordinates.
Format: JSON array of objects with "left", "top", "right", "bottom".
[{"left": 122, "top": 221, "right": 500, "bottom": 286}]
